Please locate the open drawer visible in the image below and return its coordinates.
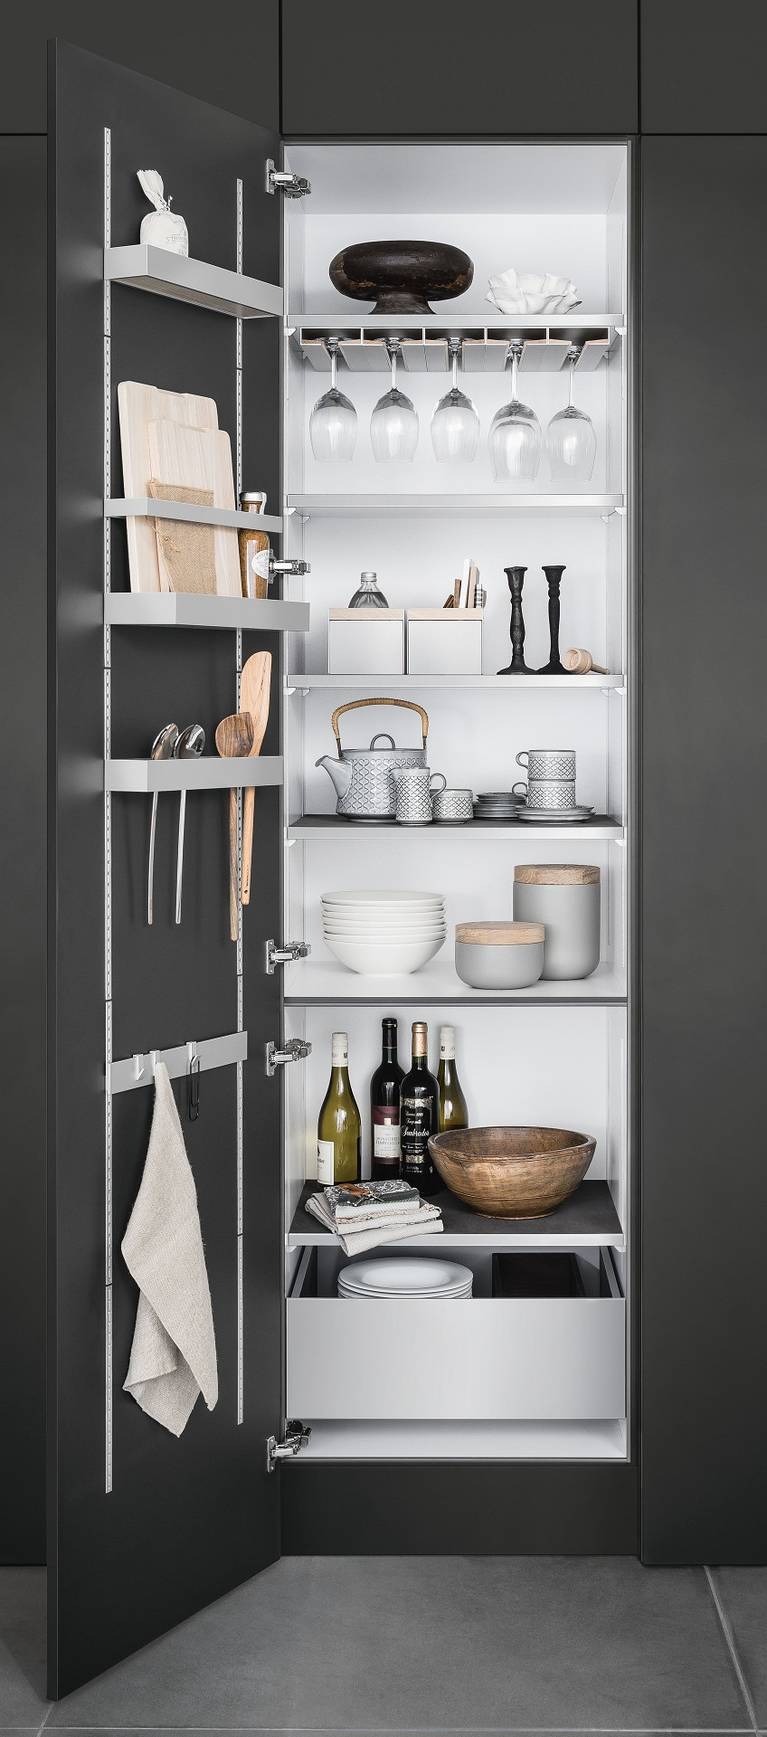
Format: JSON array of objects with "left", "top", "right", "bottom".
[{"left": 287, "top": 1246, "right": 625, "bottom": 1422}]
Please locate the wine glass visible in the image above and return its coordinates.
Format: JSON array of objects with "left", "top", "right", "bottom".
[
  {"left": 370, "top": 342, "right": 419, "bottom": 462},
  {"left": 545, "top": 350, "right": 597, "bottom": 481},
  {"left": 489, "top": 342, "right": 542, "bottom": 481},
  {"left": 431, "top": 338, "right": 480, "bottom": 462},
  {"left": 309, "top": 338, "right": 357, "bottom": 462}
]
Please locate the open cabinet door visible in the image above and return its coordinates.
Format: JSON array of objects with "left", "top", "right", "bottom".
[{"left": 48, "top": 41, "right": 290, "bottom": 1694}]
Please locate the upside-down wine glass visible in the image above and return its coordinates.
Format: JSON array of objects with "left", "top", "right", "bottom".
[
  {"left": 545, "top": 349, "right": 597, "bottom": 482},
  {"left": 430, "top": 338, "right": 480, "bottom": 462},
  {"left": 489, "top": 341, "right": 542, "bottom": 482},
  {"left": 370, "top": 341, "right": 419, "bottom": 462},
  {"left": 309, "top": 338, "right": 357, "bottom": 461}
]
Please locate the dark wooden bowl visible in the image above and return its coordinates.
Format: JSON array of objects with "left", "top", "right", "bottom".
[
  {"left": 329, "top": 240, "right": 474, "bottom": 315},
  {"left": 428, "top": 1125, "right": 596, "bottom": 1220}
]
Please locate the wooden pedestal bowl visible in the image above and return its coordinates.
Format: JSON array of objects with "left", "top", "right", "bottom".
[{"left": 428, "top": 1125, "right": 596, "bottom": 1220}]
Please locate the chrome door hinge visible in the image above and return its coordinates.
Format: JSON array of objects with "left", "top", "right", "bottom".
[
  {"left": 265, "top": 1036, "right": 312, "bottom": 1076},
  {"left": 266, "top": 1420, "right": 311, "bottom": 1472},
  {"left": 265, "top": 159, "right": 311, "bottom": 199},
  {"left": 270, "top": 555, "right": 311, "bottom": 579},
  {"left": 265, "top": 938, "right": 311, "bottom": 975}
]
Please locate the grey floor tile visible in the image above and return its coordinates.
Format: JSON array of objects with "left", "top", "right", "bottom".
[
  {"left": 48, "top": 1555, "right": 750, "bottom": 1730},
  {"left": 0, "top": 1569, "right": 49, "bottom": 1726},
  {"left": 711, "top": 1565, "right": 767, "bottom": 1727}
]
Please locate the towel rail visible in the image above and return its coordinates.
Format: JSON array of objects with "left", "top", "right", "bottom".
[{"left": 108, "top": 1030, "right": 248, "bottom": 1095}]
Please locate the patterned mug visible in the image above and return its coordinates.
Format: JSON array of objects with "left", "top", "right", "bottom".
[
  {"left": 432, "top": 787, "right": 474, "bottom": 823},
  {"left": 516, "top": 748, "right": 576, "bottom": 782},
  {"left": 512, "top": 777, "right": 576, "bottom": 811},
  {"left": 393, "top": 767, "right": 447, "bottom": 826}
]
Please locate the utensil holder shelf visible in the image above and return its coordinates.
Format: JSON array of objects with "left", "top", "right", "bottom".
[
  {"left": 106, "top": 756, "right": 284, "bottom": 793},
  {"left": 108, "top": 1029, "right": 248, "bottom": 1095},
  {"left": 105, "top": 244, "right": 283, "bottom": 320}
]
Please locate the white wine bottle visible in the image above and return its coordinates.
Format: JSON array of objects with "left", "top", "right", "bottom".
[
  {"left": 437, "top": 1025, "right": 469, "bottom": 1132},
  {"left": 317, "top": 1032, "right": 361, "bottom": 1187}
]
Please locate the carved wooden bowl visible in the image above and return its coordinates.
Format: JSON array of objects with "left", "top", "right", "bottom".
[
  {"left": 329, "top": 240, "right": 474, "bottom": 314},
  {"left": 428, "top": 1125, "right": 596, "bottom": 1220}
]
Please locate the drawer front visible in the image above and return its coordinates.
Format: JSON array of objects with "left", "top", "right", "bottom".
[{"left": 288, "top": 1269, "right": 625, "bottom": 1422}]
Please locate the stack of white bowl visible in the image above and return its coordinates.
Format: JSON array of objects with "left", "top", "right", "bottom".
[
  {"left": 338, "top": 1256, "right": 474, "bottom": 1299},
  {"left": 322, "top": 889, "right": 446, "bottom": 975}
]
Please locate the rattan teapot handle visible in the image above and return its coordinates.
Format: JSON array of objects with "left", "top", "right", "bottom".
[{"left": 330, "top": 696, "right": 429, "bottom": 747}]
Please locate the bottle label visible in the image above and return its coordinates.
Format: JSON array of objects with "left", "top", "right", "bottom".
[
  {"left": 373, "top": 1109, "right": 401, "bottom": 1162},
  {"left": 317, "top": 1139, "right": 335, "bottom": 1187},
  {"left": 400, "top": 1095, "right": 434, "bottom": 1171}
]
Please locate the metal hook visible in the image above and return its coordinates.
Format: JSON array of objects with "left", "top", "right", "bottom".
[{"left": 187, "top": 1042, "right": 200, "bottom": 1121}]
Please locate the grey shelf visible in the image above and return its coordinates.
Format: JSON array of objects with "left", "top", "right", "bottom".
[
  {"left": 287, "top": 673, "right": 624, "bottom": 691},
  {"left": 107, "top": 756, "right": 283, "bottom": 793},
  {"left": 105, "top": 244, "right": 283, "bottom": 319},
  {"left": 107, "top": 497, "right": 284, "bottom": 535},
  {"left": 288, "top": 493, "right": 624, "bottom": 520},
  {"left": 288, "top": 813, "right": 624, "bottom": 842},
  {"left": 288, "top": 1180, "right": 625, "bottom": 1251},
  {"left": 106, "top": 593, "right": 309, "bottom": 633}
]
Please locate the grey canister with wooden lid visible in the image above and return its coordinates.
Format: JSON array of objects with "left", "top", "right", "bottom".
[
  {"left": 455, "top": 920, "right": 544, "bottom": 990},
  {"left": 513, "top": 864, "right": 601, "bottom": 980}
]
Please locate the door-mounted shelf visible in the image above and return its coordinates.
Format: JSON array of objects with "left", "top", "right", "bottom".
[
  {"left": 104, "top": 244, "right": 283, "bottom": 320},
  {"left": 106, "top": 594, "right": 309, "bottom": 633},
  {"left": 108, "top": 1029, "right": 248, "bottom": 1095},
  {"left": 107, "top": 756, "right": 283, "bottom": 793},
  {"left": 287, "top": 494, "right": 624, "bottom": 520},
  {"left": 106, "top": 496, "right": 284, "bottom": 536}
]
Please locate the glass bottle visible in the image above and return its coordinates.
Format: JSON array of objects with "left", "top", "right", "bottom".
[
  {"left": 317, "top": 1032, "right": 361, "bottom": 1187},
  {"left": 400, "top": 1021, "right": 440, "bottom": 1195},
  {"left": 238, "top": 492, "right": 270, "bottom": 599},
  {"left": 370, "top": 1017, "right": 405, "bottom": 1180},
  {"left": 348, "top": 570, "right": 389, "bottom": 609},
  {"left": 437, "top": 1025, "right": 469, "bottom": 1133}
]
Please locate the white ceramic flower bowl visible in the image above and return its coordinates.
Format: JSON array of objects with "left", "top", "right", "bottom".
[{"left": 486, "top": 268, "right": 581, "bottom": 316}]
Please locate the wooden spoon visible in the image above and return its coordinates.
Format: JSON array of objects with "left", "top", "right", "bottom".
[
  {"left": 215, "top": 711, "right": 255, "bottom": 940},
  {"left": 563, "top": 647, "right": 609, "bottom": 675},
  {"left": 239, "top": 651, "right": 272, "bottom": 905}
]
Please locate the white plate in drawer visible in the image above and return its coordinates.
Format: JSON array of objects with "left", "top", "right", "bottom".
[{"left": 288, "top": 1247, "right": 625, "bottom": 1422}]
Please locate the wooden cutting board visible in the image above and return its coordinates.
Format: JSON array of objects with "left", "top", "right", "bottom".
[
  {"left": 147, "top": 419, "right": 241, "bottom": 597},
  {"left": 117, "top": 382, "right": 238, "bottom": 595}
]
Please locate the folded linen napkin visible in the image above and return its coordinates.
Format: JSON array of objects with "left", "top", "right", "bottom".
[
  {"left": 305, "top": 1189, "right": 443, "bottom": 1257},
  {"left": 122, "top": 1061, "right": 218, "bottom": 1437}
]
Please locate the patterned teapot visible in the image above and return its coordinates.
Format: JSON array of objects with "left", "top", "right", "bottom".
[{"left": 316, "top": 697, "right": 430, "bottom": 820}]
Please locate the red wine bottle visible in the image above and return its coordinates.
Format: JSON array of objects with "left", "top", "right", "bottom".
[
  {"left": 370, "top": 1017, "right": 404, "bottom": 1180},
  {"left": 400, "top": 1021, "right": 439, "bottom": 1195}
]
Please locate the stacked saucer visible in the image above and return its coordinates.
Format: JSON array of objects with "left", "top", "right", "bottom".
[
  {"left": 338, "top": 1256, "right": 474, "bottom": 1299},
  {"left": 322, "top": 889, "right": 446, "bottom": 976},
  {"left": 474, "top": 791, "right": 525, "bottom": 820}
]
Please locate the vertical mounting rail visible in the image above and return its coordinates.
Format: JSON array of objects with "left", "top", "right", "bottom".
[
  {"left": 235, "top": 178, "right": 245, "bottom": 1426},
  {"left": 103, "top": 127, "right": 114, "bottom": 1494}
]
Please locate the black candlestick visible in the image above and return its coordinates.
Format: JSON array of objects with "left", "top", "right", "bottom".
[
  {"left": 498, "top": 565, "right": 532, "bottom": 674},
  {"left": 538, "top": 564, "right": 567, "bottom": 675}
]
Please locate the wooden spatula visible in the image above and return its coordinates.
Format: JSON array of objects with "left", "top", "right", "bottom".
[
  {"left": 215, "top": 711, "right": 255, "bottom": 941},
  {"left": 239, "top": 651, "right": 272, "bottom": 905}
]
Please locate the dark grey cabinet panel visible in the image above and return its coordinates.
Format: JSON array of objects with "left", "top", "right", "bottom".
[
  {"left": 0, "top": 137, "right": 46, "bottom": 1567},
  {"left": 641, "top": 0, "right": 767, "bottom": 133},
  {"left": 282, "top": 0, "right": 638, "bottom": 136},
  {"left": 641, "top": 136, "right": 767, "bottom": 1564},
  {"left": 3, "top": 1, "right": 278, "bottom": 132}
]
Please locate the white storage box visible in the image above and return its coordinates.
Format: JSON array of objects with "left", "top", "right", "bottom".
[
  {"left": 407, "top": 609, "right": 484, "bottom": 675},
  {"left": 328, "top": 608, "right": 405, "bottom": 676}
]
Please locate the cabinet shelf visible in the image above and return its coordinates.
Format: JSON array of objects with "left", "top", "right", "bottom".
[
  {"left": 106, "top": 593, "right": 309, "bottom": 633},
  {"left": 106, "top": 756, "right": 283, "bottom": 793},
  {"left": 284, "top": 959, "right": 626, "bottom": 1005},
  {"left": 288, "top": 493, "right": 624, "bottom": 520},
  {"left": 106, "top": 496, "right": 284, "bottom": 535},
  {"left": 288, "top": 673, "right": 624, "bottom": 691},
  {"left": 288, "top": 813, "right": 624, "bottom": 842},
  {"left": 104, "top": 244, "right": 283, "bottom": 320},
  {"left": 288, "top": 1179, "right": 624, "bottom": 1251}
]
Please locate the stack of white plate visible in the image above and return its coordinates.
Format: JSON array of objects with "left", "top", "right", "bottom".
[
  {"left": 322, "top": 889, "right": 446, "bottom": 976},
  {"left": 474, "top": 791, "right": 525, "bottom": 820},
  {"left": 338, "top": 1256, "right": 474, "bottom": 1299}
]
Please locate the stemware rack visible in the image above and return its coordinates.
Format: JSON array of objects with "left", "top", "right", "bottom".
[{"left": 295, "top": 318, "right": 620, "bottom": 374}]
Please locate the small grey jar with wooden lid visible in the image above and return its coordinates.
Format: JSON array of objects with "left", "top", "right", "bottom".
[
  {"left": 455, "top": 921, "right": 544, "bottom": 990},
  {"left": 513, "top": 864, "right": 601, "bottom": 980}
]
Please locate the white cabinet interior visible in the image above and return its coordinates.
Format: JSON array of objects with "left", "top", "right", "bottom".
[{"left": 278, "top": 140, "right": 631, "bottom": 1464}]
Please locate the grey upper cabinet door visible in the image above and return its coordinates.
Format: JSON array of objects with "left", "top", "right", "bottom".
[
  {"left": 641, "top": 135, "right": 767, "bottom": 1565},
  {"left": 641, "top": 0, "right": 767, "bottom": 132},
  {"left": 282, "top": 0, "right": 638, "bottom": 136}
]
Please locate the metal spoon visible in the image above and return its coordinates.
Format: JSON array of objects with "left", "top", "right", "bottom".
[
  {"left": 173, "top": 723, "right": 206, "bottom": 925},
  {"left": 147, "top": 723, "right": 179, "bottom": 925}
]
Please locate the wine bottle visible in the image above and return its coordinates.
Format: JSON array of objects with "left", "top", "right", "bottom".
[
  {"left": 317, "top": 1032, "right": 361, "bottom": 1187},
  {"left": 437, "top": 1025, "right": 469, "bottom": 1132},
  {"left": 400, "top": 1021, "right": 440, "bottom": 1195},
  {"left": 370, "top": 1016, "right": 405, "bottom": 1180}
]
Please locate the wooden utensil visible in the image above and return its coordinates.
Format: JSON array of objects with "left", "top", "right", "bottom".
[
  {"left": 563, "top": 647, "right": 609, "bottom": 675},
  {"left": 239, "top": 651, "right": 272, "bottom": 905},
  {"left": 215, "top": 712, "right": 255, "bottom": 941}
]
